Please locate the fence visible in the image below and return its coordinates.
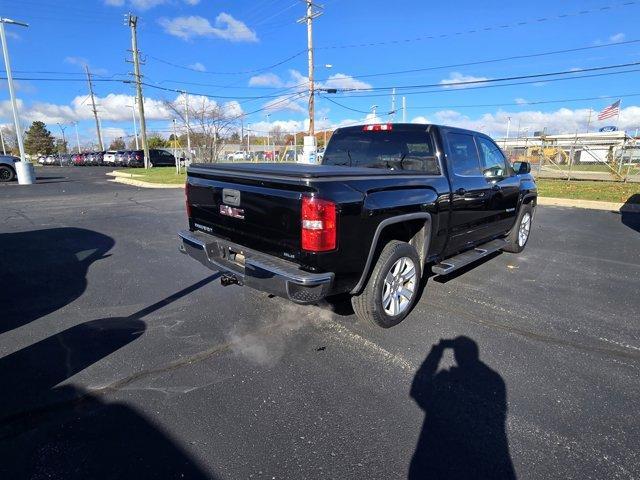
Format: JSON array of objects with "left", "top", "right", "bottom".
[{"left": 499, "top": 131, "right": 640, "bottom": 182}]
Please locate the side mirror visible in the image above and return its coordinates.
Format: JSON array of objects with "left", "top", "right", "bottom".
[{"left": 512, "top": 161, "right": 531, "bottom": 174}]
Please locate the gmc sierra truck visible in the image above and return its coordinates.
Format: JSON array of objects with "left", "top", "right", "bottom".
[{"left": 179, "top": 124, "right": 537, "bottom": 327}]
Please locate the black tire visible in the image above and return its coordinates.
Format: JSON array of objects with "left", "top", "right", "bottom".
[
  {"left": 0, "top": 165, "right": 15, "bottom": 182},
  {"left": 503, "top": 203, "right": 534, "bottom": 253},
  {"left": 351, "top": 240, "right": 422, "bottom": 328}
]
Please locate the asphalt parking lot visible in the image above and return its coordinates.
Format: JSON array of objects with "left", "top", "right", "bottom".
[{"left": 1, "top": 167, "right": 639, "bottom": 479}]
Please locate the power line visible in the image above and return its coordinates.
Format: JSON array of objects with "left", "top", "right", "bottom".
[
  {"left": 147, "top": 49, "right": 306, "bottom": 76},
  {"left": 324, "top": 67, "right": 640, "bottom": 99},
  {"left": 322, "top": 60, "right": 640, "bottom": 93},
  {"left": 326, "top": 93, "right": 640, "bottom": 112},
  {"left": 317, "top": 0, "right": 640, "bottom": 50},
  {"left": 315, "top": 38, "right": 640, "bottom": 82}
]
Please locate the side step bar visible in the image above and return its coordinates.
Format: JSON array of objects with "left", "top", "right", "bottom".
[{"left": 432, "top": 239, "right": 507, "bottom": 276}]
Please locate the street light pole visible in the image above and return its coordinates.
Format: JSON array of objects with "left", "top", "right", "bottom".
[
  {"left": 74, "top": 121, "right": 81, "bottom": 153},
  {"left": 128, "top": 104, "right": 139, "bottom": 149},
  {"left": 0, "top": 17, "right": 33, "bottom": 184}
]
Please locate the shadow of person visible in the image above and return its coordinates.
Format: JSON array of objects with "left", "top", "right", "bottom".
[
  {"left": 0, "top": 227, "right": 114, "bottom": 334},
  {"left": 620, "top": 193, "right": 640, "bottom": 233},
  {"left": 0, "top": 276, "right": 220, "bottom": 479},
  {"left": 409, "top": 336, "right": 516, "bottom": 480}
]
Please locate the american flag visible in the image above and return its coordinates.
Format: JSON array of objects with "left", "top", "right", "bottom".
[{"left": 597, "top": 100, "right": 620, "bottom": 121}]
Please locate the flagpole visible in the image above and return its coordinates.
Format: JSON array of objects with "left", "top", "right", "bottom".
[
  {"left": 616, "top": 100, "right": 622, "bottom": 131},
  {"left": 586, "top": 109, "right": 592, "bottom": 133}
]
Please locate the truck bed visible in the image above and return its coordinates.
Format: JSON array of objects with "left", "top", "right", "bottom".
[{"left": 189, "top": 162, "right": 423, "bottom": 180}]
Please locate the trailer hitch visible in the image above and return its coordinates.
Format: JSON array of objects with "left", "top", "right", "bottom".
[{"left": 220, "top": 273, "right": 240, "bottom": 287}]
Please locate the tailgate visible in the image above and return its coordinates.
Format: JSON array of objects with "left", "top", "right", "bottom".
[{"left": 187, "top": 171, "right": 314, "bottom": 260}]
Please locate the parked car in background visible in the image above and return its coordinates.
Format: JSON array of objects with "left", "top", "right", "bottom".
[
  {"left": 149, "top": 149, "right": 177, "bottom": 167},
  {"left": 114, "top": 151, "right": 128, "bottom": 166},
  {"left": 103, "top": 150, "right": 117, "bottom": 165},
  {"left": 227, "top": 151, "right": 248, "bottom": 161},
  {"left": 73, "top": 153, "right": 86, "bottom": 166},
  {"left": 126, "top": 150, "right": 144, "bottom": 167},
  {"left": 93, "top": 151, "right": 105, "bottom": 165},
  {"left": 0, "top": 154, "right": 19, "bottom": 182},
  {"left": 37, "top": 156, "right": 46, "bottom": 165},
  {"left": 58, "top": 154, "right": 72, "bottom": 166}
]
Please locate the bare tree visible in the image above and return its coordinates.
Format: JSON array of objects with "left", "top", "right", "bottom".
[
  {"left": 1, "top": 125, "right": 19, "bottom": 155},
  {"left": 164, "top": 95, "right": 239, "bottom": 162},
  {"left": 269, "top": 125, "right": 285, "bottom": 145}
]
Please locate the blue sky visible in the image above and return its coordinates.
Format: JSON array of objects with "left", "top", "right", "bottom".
[{"left": 1, "top": 0, "right": 640, "bottom": 146}]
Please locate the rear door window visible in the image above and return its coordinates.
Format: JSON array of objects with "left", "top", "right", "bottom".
[
  {"left": 446, "top": 132, "right": 482, "bottom": 176},
  {"left": 323, "top": 129, "right": 439, "bottom": 174}
]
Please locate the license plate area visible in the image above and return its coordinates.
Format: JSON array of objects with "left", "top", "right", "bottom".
[{"left": 222, "top": 245, "right": 246, "bottom": 268}]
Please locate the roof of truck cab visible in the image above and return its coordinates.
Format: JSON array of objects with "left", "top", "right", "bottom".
[{"left": 334, "top": 123, "right": 487, "bottom": 137}]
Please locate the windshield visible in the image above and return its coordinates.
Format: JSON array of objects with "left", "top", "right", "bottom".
[{"left": 322, "top": 128, "right": 440, "bottom": 174}]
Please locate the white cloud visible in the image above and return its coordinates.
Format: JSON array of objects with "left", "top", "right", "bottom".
[
  {"left": 411, "top": 116, "right": 430, "bottom": 124},
  {"left": 184, "top": 0, "right": 200, "bottom": 4},
  {"left": 322, "top": 73, "right": 371, "bottom": 91},
  {"left": 104, "top": 0, "right": 125, "bottom": 5},
  {"left": 249, "top": 73, "right": 285, "bottom": 88},
  {"left": 188, "top": 62, "right": 206, "bottom": 72},
  {"left": 102, "top": 127, "right": 127, "bottom": 144},
  {"left": 514, "top": 98, "right": 529, "bottom": 105},
  {"left": 251, "top": 70, "right": 372, "bottom": 117},
  {"left": 263, "top": 95, "right": 307, "bottom": 114},
  {"left": 159, "top": 13, "right": 258, "bottom": 42},
  {"left": 609, "top": 32, "right": 625, "bottom": 42},
  {"left": 440, "top": 72, "right": 490, "bottom": 89}
]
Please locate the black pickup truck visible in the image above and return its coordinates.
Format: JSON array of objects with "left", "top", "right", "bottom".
[{"left": 179, "top": 123, "right": 536, "bottom": 327}]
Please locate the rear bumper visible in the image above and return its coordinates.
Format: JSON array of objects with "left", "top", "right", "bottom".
[{"left": 178, "top": 229, "right": 334, "bottom": 304}]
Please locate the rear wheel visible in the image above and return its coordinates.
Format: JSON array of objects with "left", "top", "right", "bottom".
[
  {"left": 351, "top": 240, "right": 421, "bottom": 328},
  {"left": 503, "top": 203, "right": 533, "bottom": 253},
  {"left": 0, "top": 165, "right": 15, "bottom": 182}
]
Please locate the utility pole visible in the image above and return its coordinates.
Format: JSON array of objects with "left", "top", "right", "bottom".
[
  {"left": 84, "top": 65, "right": 104, "bottom": 151},
  {"left": 56, "top": 123, "right": 67, "bottom": 154},
  {"left": 0, "top": 17, "right": 33, "bottom": 184},
  {"left": 298, "top": 1, "right": 322, "bottom": 162},
  {"left": 73, "top": 121, "right": 81, "bottom": 153},
  {"left": 0, "top": 127, "right": 5, "bottom": 155},
  {"left": 402, "top": 96, "right": 407, "bottom": 123},
  {"left": 182, "top": 90, "right": 191, "bottom": 160},
  {"left": 172, "top": 118, "right": 179, "bottom": 174},
  {"left": 390, "top": 88, "right": 396, "bottom": 122},
  {"left": 126, "top": 13, "right": 149, "bottom": 168}
]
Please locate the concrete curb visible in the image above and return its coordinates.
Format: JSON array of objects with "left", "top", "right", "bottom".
[
  {"left": 108, "top": 176, "right": 183, "bottom": 189},
  {"left": 106, "top": 170, "right": 145, "bottom": 179},
  {"left": 538, "top": 196, "right": 640, "bottom": 212}
]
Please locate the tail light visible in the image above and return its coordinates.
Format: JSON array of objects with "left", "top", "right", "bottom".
[
  {"left": 301, "top": 197, "right": 336, "bottom": 252},
  {"left": 363, "top": 124, "right": 393, "bottom": 131},
  {"left": 185, "top": 182, "right": 192, "bottom": 218}
]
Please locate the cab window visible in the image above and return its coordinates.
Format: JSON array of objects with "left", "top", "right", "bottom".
[
  {"left": 446, "top": 132, "right": 482, "bottom": 176},
  {"left": 476, "top": 137, "right": 507, "bottom": 179}
]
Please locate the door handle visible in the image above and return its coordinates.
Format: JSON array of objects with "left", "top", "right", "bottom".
[{"left": 455, "top": 188, "right": 467, "bottom": 195}]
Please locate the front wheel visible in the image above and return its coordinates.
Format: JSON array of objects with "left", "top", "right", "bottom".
[
  {"left": 0, "top": 165, "right": 15, "bottom": 182},
  {"left": 503, "top": 203, "right": 533, "bottom": 253},
  {"left": 351, "top": 240, "right": 421, "bottom": 328}
]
